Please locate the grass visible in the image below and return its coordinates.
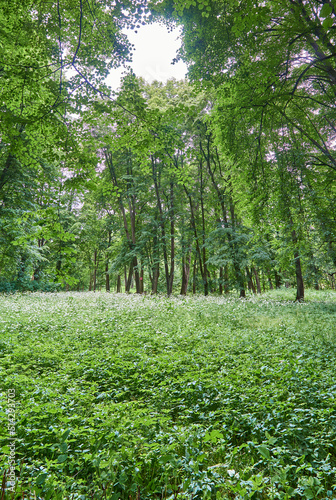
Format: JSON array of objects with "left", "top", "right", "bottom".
[{"left": 0, "top": 289, "right": 336, "bottom": 499}]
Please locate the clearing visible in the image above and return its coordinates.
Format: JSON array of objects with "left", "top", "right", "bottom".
[{"left": 0, "top": 290, "right": 336, "bottom": 499}]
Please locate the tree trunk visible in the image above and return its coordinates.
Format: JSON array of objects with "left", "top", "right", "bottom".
[
  {"left": 93, "top": 250, "right": 97, "bottom": 292},
  {"left": 212, "top": 270, "right": 217, "bottom": 293},
  {"left": 192, "top": 257, "right": 197, "bottom": 294},
  {"left": 224, "top": 265, "right": 229, "bottom": 294},
  {"left": 253, "top": 267, "right": 262, "bottom": 294},
  {"left": 152, "top": 264, "right": 159, "bottom": 294},
  {"left": 168, "top": 182, "right": 175, "bottom": 296},
  {"left": 185, "top": 187, "right": 208, "bottom": 296},
  {"left": 105, "top": 262, "right": 110, "bottom": 292},
  {"left": 200, "top": 158, "right": 208, "bottom": 296},
  {"left": 105, "top": 230, "right": 111, "bottom": 292},
  {"left": 126, "top": 263, "right": 134, "bottom": 292},
  {"left": 134, "top": 262, "right": 141, "bottom": 294},
  {"left": 291, "top": 229, "right": 304, "bottom": 301},
  {"left": 246, "top": 267, "right": 256, "bottom": 294},
  {"left": 150, "top": 229, "right": 160, "bottom": 295},
  {"left": 219, "top": 266, "right": 223, "bottom": 295},
  {"left": 116, "top": 275, "right": 121, "bottom": 293},
  {"left": 180, "top": 252, "right": 191, "bottom": 295},
  {"left": 140, "top": 266, "right": 144, "bottom": 294}
]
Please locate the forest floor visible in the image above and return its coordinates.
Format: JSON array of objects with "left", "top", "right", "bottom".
[{"left": 0, "top": 289, "right": 336, "bottom": 499}]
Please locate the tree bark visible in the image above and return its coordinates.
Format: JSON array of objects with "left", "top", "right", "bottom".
[
  {"left": 219, "top": 266, "right": 223, "bottom": 295},
  {"left": 253, "top": 267, "right": 262, "bottom": 294},
  {"left": 180, "top": 251, "right": 191, "bottom": 295},
  {"left": 93, "top": 250, "right": 97, "bottom": 292},
  {"left": 116, "top": 275, "right": 121, "bottom": 293},
  {"left": 192, "top": 257, "right": 197, "bottom": 294},
  {"left": 246, "top": 267, "right": 256, "bottom": 294},
  {"left": 199, "top": 158, "right": 208, "bottom": 296},
  {"left": 168, "top": 182, "right": 175, "bottom": 295},
  {"left": 105, "top": 230, "right": 111, "bottom": 292},
  {"left": 152, "top": 264, "right": 159, "bottom": 294},
  {"left": 184, "top": 186, "right": 208, "bottom": 296},
  {"left": 126, "top": 262, "right": 134, "bottom": 292},
  {"left": 140, "top": 266, "right": 144, "bottom": 294},
  {"left": 105, "top": 262, "right": 110, "bottom": 292},
  {"left": 292, "top": 229, "right": 304, "bottom": 302}
]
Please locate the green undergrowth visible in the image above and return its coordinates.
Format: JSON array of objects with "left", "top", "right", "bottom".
[{"left": 0, "top": 289, "right": 336, "bottom": 499}]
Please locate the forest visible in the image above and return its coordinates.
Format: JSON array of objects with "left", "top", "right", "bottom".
[
  {"left": 1, "top": 2, "right": 336, "bottom": 498},
  {"left": 1, "top": 0, "right": 336, "bottom": 302}
]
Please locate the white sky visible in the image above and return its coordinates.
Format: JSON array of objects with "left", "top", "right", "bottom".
[{"left": 106, "top": 23, "right": 188, "bottom": 90}]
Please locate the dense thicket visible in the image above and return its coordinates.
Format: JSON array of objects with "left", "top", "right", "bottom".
[{"left": 0, "top": 0, "right": 335, "bottom": 299}]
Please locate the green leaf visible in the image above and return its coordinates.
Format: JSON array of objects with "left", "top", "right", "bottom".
[
  {"left": 304, "top": 488, "right": 314, "bottom": 499},
  {"left": 322, "top": 17, "right": 333, "bottom": 28},
  {"left": 320, "top": 3, "right": 333, "bottom": 17},
  {"left": 258, "top": 445, "right": 270, "bottom": 460},
  {"left": 36, "top": 473, "right": 48, "bottom": 485},
  {"left": 61, "top": 429, "right": 71, "bottom": 441},
  {"left": 59, "top": 442, "right": 67, "bottom": 453},
  {"left": 204, "top": 429, "right": 224, "bottom": 443},
  {"left": 57, "top": 454, "right": 68, "bottom": 463}
]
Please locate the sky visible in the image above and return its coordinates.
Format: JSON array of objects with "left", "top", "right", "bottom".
[{"left": 106, "top": 23, "right": 188, "bottom": 90}]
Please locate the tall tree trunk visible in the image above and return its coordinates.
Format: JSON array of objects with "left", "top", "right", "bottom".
[
  {"left": 126, "top": 262, "right": 134, "bottom": 292},
  {"left": 292, "top": 229, "right": 304, "bottom": 301},
  {"left": 224, "top": 265, "right": 229, "bottom": 294},
  {"left": 140, "top": 266, "right": 144, "bottom": 294},
  {"left": 246, "top": 267, "right": 256, "bottom": 294},
  {"left": 253, "top": 267, "right": 262, "bottom": 294},
  {"left": 219, "top": 266, "right": 223, "bottom": 295},
  {"left": 152, "top": 266, "right": 159, "bottom": 294},
  {"left": 192, "top": 257, "right": 197, "bottom": 294},
  {"left": 180, "top": 251, "right": 191, "bottom": 295},
  {"left": 93, "top": 250, "right": 97, "bottom": 292},
  {"left": 184, "top": 186, "right": 208, "bottom": 296},
  {"left": 105, "top": 230, "right": 111, "bottom": 292},
  {"left": 168, "top": 182, "right": 175, "bottom": 295},
  {"left": 105, "top": 262, "right": 110, "bottom": 292},
  {"left": 128, "top": 191, "right": 141, "bottom": 294},
  {"left": 116, "top": 275, "right": 121, "bottom": 293},
  {"left": 151, "top": 229, "right": 160, "bottom": 294},
  {"left": 262, "top": 271, "right": 266, "bottom": 292},
  {"left": 199, "top": 157, "right": 208, "bottom": 296}
]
